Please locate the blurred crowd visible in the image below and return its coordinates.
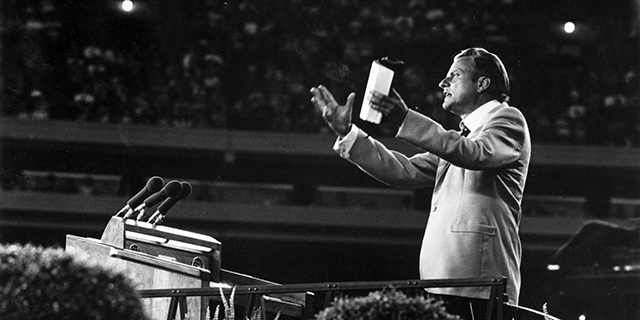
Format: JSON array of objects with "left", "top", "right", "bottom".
[{"left": 2, "top": 0, "right": 639, "bottom": 146}]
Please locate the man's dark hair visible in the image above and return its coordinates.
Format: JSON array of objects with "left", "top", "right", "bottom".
[{"left": 454, "top": 48, "right": 510, "bottom": 102}]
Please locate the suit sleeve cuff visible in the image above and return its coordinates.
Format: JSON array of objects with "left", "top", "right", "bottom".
[{"left": 333, "top": 125, "right": 366, "bottom": 159}]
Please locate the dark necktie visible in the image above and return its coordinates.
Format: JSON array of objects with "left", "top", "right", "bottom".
[{"left": 461, "top": 126, "right": 471, "bottom": 137}]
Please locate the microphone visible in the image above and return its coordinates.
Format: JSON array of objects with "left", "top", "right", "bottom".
[
  {"left": 116, "top": 176, "right": 164, "bottom": 217},
  {"left": 148, "top": 181, "right": 192, "bottom": 225},
  {"left": 133, "top": 180, "right": 182, "bottom": 221}
]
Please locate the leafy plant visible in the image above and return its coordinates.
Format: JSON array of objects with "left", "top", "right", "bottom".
[
  {"left": 194, "top": 286, "right": 281, "bottom": 320},
  {"left": 0, "top": 243, "right": 149, "bottom": 320}
]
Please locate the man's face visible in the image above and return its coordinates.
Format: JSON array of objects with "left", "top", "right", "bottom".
[{"left": 439, "top": 56, "right": 480, "bottom": 116}]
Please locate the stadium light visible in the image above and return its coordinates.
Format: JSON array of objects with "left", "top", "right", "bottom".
[
  {"left": 546, "top": 264, "right": 560, "bottom": 271},
  {"left": 564, "top": 21, "right": 576, "bottom": 34},
  {"left": 121, "top": 0, "right": 134, "bottom": 12}
]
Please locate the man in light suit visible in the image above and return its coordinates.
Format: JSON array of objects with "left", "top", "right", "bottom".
[{"left": 310, "top": 48, "right": 530, "bottom": 320}]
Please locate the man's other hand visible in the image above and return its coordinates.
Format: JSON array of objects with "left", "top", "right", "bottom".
[{"left": 368, "top": 88, "right": 409, "bottom": 129}]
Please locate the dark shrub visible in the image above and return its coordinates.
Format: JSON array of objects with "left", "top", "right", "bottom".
[
  {"left": 0, "top": 243, "right": 149, "bottom": 320},
  {"left": 315, "top": 288, "right": 461, "bottom": 320}
]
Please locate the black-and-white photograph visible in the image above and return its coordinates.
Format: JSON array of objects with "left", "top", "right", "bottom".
[{"left": 1, "top": 1, "right": 639, "bottom": 319}]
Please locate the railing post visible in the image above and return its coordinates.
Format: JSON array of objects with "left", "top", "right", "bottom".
[
  {"left": 485, "top": 277, "right": 507, "bottom": 320},
  {"left": 167, "top": 296, "right": 188, "bottom": 320}
]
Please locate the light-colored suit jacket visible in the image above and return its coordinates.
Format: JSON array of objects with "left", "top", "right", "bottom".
[{"left": 336, "top": 101, "right": 530, "bottom": 304}]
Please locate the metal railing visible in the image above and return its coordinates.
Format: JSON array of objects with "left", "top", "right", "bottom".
[{"left": 139, "top": 277, "right": 508, "bottom": 320}]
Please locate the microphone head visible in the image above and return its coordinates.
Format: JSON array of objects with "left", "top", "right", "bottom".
[
  {"left": 127, "top": 176, "right": 165, "bottom": 207},
  {"left": 146, "top": 176, "right": 165, "bottom": 193},
  {"left": 155, "top": 181, "right": 191, "bottom": 215},
  {"left": 142, "top": 180, "right": 182, "bottom": 208},
  {"left": 164, "top": 180, "right": 183, "bottom": 197},
  {"left": 178, "top": 181, "right": 192, "bottom": 199}
]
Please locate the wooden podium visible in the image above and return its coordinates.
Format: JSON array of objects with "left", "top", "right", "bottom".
[
  {"left": 66, "top": 216, "right": 308, "bottom": 320},
  {"left": 66, "top": 216, "right": 221, "bottom": 320}
]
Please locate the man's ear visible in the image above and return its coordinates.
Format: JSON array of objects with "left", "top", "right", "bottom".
[{"left": 477, "top": 76, "right": 490, "bottom": 93}]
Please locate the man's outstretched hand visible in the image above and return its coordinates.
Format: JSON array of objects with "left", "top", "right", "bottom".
[{"left": 310, "top": 85, "right": 356, "bottom": 137}]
